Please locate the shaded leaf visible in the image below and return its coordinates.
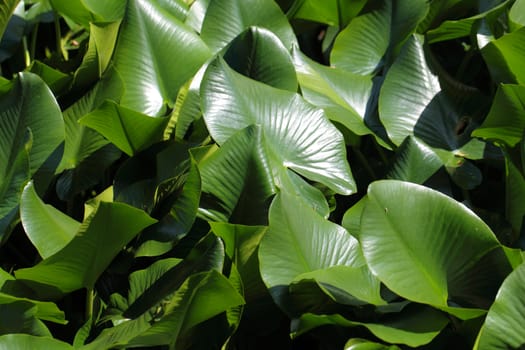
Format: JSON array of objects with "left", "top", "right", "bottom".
[
  {"left": 79, "top": 100, "right": 169, "bottom": 156},
  {"left": 16, "top": 202, "right": 156, "bottom": 298},
  {"left": 200, "top": 0, "right": 297, "bottom": 53},
  {"left": 471, "top": 84, "right": 525, "bottom": 147},
  {"left": 0, "top": 334, "right": 73, "bottom": 350}
]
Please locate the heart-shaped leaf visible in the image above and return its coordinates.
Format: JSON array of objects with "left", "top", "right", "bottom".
[
  {"left": 360, "top": 180, "right": 512, "bottom": 313},
  {"left": 201, "top": 57, "right": 355, "bottom": 195}
]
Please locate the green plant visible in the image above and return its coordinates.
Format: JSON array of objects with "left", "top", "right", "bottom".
[{"left": 1, "top": 0, "right": 524, "bottom": 349}]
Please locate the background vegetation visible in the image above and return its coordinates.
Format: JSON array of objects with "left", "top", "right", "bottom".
[{"left": 0, "top": 0, "right": 524, "bottom": 349}]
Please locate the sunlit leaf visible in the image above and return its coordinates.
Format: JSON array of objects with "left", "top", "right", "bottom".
[
  {"left": 360, "top": 180, "right": 512, "bottom": 313},
  {"left": 0, "top": 334, "right": 73, "bottom": 350},
  {"left": 20, "top": 181, "right": 79, "bottom": 259}
]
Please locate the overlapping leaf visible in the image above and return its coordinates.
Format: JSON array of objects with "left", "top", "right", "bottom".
[{"left": 201, "top": 57, "right": 355, "bottom": 195}]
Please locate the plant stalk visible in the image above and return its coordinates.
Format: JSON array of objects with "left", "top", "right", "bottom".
[{"left": 85, "top": 288, "right": 94, "bottom": 322}]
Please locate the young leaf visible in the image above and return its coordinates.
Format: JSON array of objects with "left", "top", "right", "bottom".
[
  {"left": 360, "top": 180, "right": 512, "bottom": 311},
  {"left": 201, "top": 57, "right": 355, "bottom": 195},
  {"left": 79, "top": 100, "right": 169, "bottom": 156},
  {"left": 16, "top": 202, "right": 156, "bottom": 298},
  {"left": 20, "top": 181, "right": 79, "bottom": 259}
]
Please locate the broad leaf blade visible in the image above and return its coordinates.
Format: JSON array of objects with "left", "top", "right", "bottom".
[
  {"left": 360, "top": 180, "right": 512, "bottom": 309},
  {"left": 20, "top": 181, "right": 79, "bottom": 259},
  {"left": 112, "top": 0, "right": 211, "bottom": 115},
  {"left": 259, "top": 191, "right": 364, "bottom": 289},
  {"left": 16, "top": 202, "right": 156, "bottom": 297},
  {"left": 0, "top": 0, "right": 19, "bottom": 40},
  {"left": 0, "top": 334, "right": 73, "bottom": 350},
  {"left": 201, "top": 57, "right": 355, "bottom": 195},
  {"left": 200, "top": 0, "right": 296, "bottom": 53}
]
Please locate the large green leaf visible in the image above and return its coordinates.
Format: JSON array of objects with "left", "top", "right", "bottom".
[
  {"left": 471, "top": 84, "right": 525, "bottom": 147},
  {"left": 49, "top": 0, "right": 94, "bottom": 28},
  {"left": 0, "top": 72, "right": 63, "bottom": 223},
  {"left": 20, "top": 182, "right": 79, "bottom": 259},
  {"left": 509, "top": 0, "right": 525, "bottom": 28},
  {"left": 200, "top": 0, "right": 297, "bottom": 53},
  {"left": 344, "top": 338, "right": 401, "bottom": 350},
  {"left": 0, "top": 0, "right": 20, "bottom": 43},
  {"left": 82, "top": 0, "right": 127, "bottom": 22},
  {"left": 111, "top": 0, "right": 211, "bottom": 115},
  {"left": 481, "top": 27, "right": 525, "bottom": 84},
  {"left": 223, "top": 26, "right": 298, "bottom": 91},
  {"left": 79, "top": 100, "right": 169, "bottom": 156},
  {"left": 360, "top": 180, "right": 512, "bottom": 312},
  {"left": 0, "top": 334, "right": 73, "bottom": 350},
  {"left": 379, "top": 34, "right": 467, "bottom": 150},
  {"left": 475, "top": 263, "right": 525, "bottom": 349},
  {"left": 15, "top": 202, "right": 156, "bottom": 298},
  {"left": 292, "top": 47, "right": 379, "bottom": 141},
  {"left": 201, "top": 57, "right": 355, "bottom": 195},
  {"left": 259, "top": 191, "right": 373, "bottom": 307},
  {"left": 505, "top": 160, "right": 525, "bottom": 236},
  {"left": 292, "top": 306, "right": 449, "bottom": 347},
  {"left": 331, "top": 0, "right": 428, "bottom": 74}
]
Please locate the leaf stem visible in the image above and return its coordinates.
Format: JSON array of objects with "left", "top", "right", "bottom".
[
  {"left": 85, "top": 287, "right": 94, "bottom": 322},
  {"left": 54, "top": 12, "right": 63, "bottom": 60},
  {"left": 30, "top": 22, "right": 39, "bottom": 62}
]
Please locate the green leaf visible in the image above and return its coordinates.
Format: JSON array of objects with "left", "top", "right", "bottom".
[
  {"left": 425, "top": 1, "right": 509, "bottom": 44},
  {"left": 387, "top": 136, "right": 443, "bottom": 184},
  {"left": 201, "top": 57, "right": 355, "bottom": 195},
  {"left": 0, "top": 334, "right": 73, "bottom": 350},
  {"left": 292, "top": 47, "right": 382, "bottom": 142},
  {"left": 200, "top": 0, "right": 297, "bottom": 53},
  {"left": 79, "top": 100, "right": 169, "bottom": 156},
  {"left": 259, "top": 191, "right": 365, "bottom": 289},
  {"left": 0, "top": 292, "right": 66, "bottom": 324},
  {"left": 82, "top": 0, "right": 127, "bottom": 22},
  {"left": 286, "top": 0, "right": 367, "bottom": 27},
  {"left": 293, "top": 305, "right": 449, "bottom": 347},
  {"left": 111, "top": 0, "right": 211, "bottom": 115},
  {"left": 471, "top": 84, "right": 525, "bottom": 147},
  {"left": 0, "top": 0, "right": 20, "bottom": 41},
  {"left": 16, "top": 202, "right": 156, "bottom": 298},
  {"left": 379, "top": 34, "right": 465, "bottom": 150},
  {"left": 360, "top": 180, "right": 512, "bottom": 311},
  {"left": 509, "top": 0, "right": 525, "bottom": 28},
  {"left": 481, "top": 27, "right": 525, "bottom": 84},
  {"left": 476, "top": 263, "right": 525, "bottom": 349},
  {"left": 83, "top": 270, "right": 244, "bottom": 349},
  {"left": 20, "top": 181, "right": 79, "bottom": 259},
  {"left": 49, "top": 0, "right": 94, "bottom": 28},
  {"left": 198, "top": 125, "right": 276, "bottom": 224},
  {"left": 127, "top": 270, "right": 244, "bottom": 348},
  {"left": 223, "top": 26, "right": 298, "bottom": 91},
  {"left": 505, "top": 160, "right": 525, "bottom": 236},
  {"left": 331, "top": 0, "right": 428, "bottom": 74},
  {"left": 0, "top": 72, "right": 64, "bottom": 221}
]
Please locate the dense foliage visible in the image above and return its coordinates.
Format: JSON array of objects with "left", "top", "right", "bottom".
[{"left": 1, "top": 0, "right": 525, "bottom": 349}]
